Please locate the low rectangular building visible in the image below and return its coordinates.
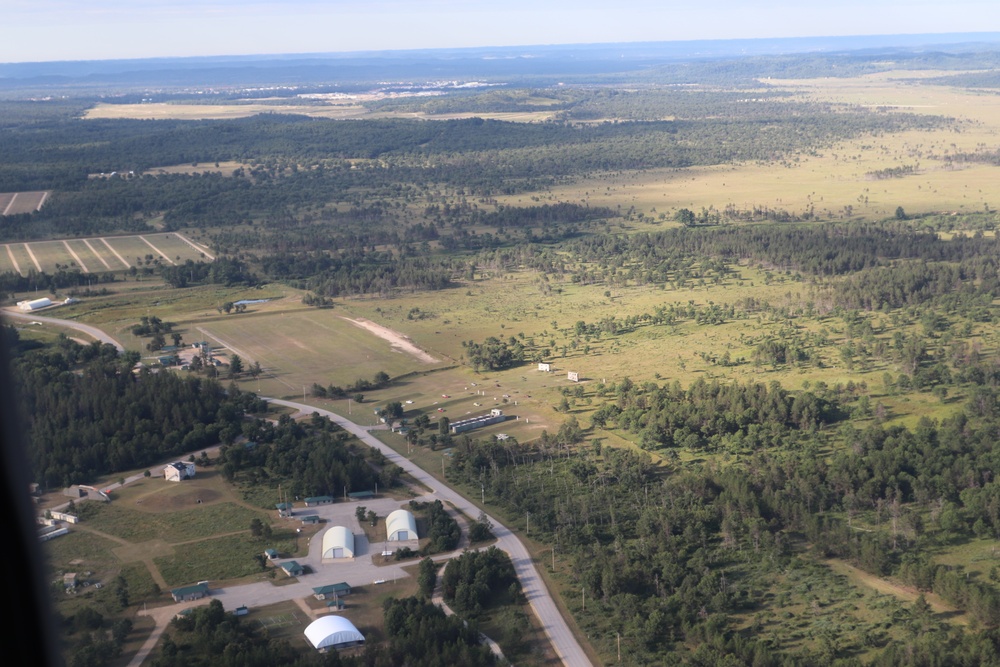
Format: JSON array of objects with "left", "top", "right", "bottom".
[
  {"left": 450, "top": 408, "right": 505, "bottom": 434},
  {"left": 312, "top": 582, "right": 352, "bottom": 600},
  {"left": 171, "top": 582, "right": 209, "bottom": 602},
  {"left": 304, "top": 496, "right": 333, "bottom": 507}
]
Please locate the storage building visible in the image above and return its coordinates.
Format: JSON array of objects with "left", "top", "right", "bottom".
[
  {"left": 386, "top": 509, "right": 418, "bottom": 541},
  {"left": 322, "top": 526, "right": 355, "bottom": 559}
]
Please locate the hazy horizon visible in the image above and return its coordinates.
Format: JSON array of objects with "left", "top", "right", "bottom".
[{"left": 6, "top": 0, "right": 1000, "bottom": 64}]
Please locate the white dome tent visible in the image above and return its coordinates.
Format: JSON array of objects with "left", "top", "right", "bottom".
[{"left": 304, "top": 616, "right": 365, "bottom": 651}]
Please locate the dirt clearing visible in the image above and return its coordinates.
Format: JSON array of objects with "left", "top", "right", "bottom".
[{"left": 339, "top": 316, "right": 439, "bottom": 363}]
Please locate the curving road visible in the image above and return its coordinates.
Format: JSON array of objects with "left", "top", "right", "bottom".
[
  {"left": 268, "top": 399, "right": 593, "bottom": 667},
  {"left": 4, "top": 310, "right": 592, "bottom": 665},
  {"left": 2, "top": 308, "right": 125, "bottom": 351}
]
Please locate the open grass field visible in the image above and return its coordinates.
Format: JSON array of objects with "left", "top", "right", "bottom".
[
  {"left": 154, "top": 531, "right": 298, "bottom": 587},
  {"left": 58, "top": 467, "right": 301, "bottom": 592},
  {"left": 141, "top": 160, "right": 246, "bottom": 177},
  {"left": 200, "top": 307, "right": 449, "bottom": 395},
  {"left": 506, "top": 75, "right": 1000, "bottom": 226},
  {"left": 85, "top": 102, "right": 371, "bottom": 121},
  {"left": 84, "top": 101, "right": 559, "bottom": 123},
  {"left": 0, "top": 190, "right": 48, "bottom": 215}
]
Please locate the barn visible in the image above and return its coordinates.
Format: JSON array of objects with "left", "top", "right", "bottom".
[
  {"left": 322, "top": 526, "right": 355, "bottom": 559},
  {"left": 304, "top": 616, "right": 365, "bottom": 651},
  {"left": 386, "top": 509, "right": 418, "bottom": 541}
]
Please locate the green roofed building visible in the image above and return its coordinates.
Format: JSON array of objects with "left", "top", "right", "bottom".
[
  {"left": 171, "top": 582, "right": 209, "bottom": 602},
  {"left": 281, "top": 561, "right": 304, "bottom": 577},
  {"left": 312, "top": 582, "right": 352, "bottom": 600}
]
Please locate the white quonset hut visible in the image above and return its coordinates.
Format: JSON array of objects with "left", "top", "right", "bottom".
[
  {"left": 386, "top": 509, "right": 418, "bottom": 541},
  {"left": 304, "top": 616, "right": 365, "bottom": 651},
  {"left": 17, "top": 297, "right": 52, "bottom": 312},
  {"left": 321, "top": 526, "right": 355, "bottom": 559}
]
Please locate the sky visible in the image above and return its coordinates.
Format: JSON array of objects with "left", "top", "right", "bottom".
[{"left": 5, "top": 0, "right": 1000, "bottom": 63}]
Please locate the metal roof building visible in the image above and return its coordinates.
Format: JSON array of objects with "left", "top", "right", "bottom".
[
  {"left": 386, "top": 509, "right": 418, "bottom": 541},
  {"left": 321, "top": 526, "right": 355, "bottom": 559}
]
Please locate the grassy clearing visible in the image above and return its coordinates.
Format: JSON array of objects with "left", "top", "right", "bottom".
[
  {"left": 80, "top": 471, "right": 269, "bottom": 544},
  {"left": 201, "top": 308, "right": 447, "bottom": 394},
  {"left": 930, "top": 537, "right": 1000, "bottom": 584},
  {"left": 154, "top": 531, "right": 298, "bottom": 586},
  {"left": 139, "top": 160, "right": 247, "bottom": 177},
  {"left": 511, "top": 76, "right": 1000, "bottom": 227},
  {"left": 824, "top": 558, "right": 968, "bottom": 624}
]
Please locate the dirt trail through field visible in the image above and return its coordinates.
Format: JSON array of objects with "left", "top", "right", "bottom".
[
  {"left": 338, "top": 316, "right": 439, "bottom": 363},
  {"left": 63, "top": 240, "right": 90, "bottom": 273},
  {"left": 174, "top": 232, "right": 216, "bottom": 260},
  {"left": 825, "top": 558, "right": 968, "bottom": 624},
  {"left": 24, "top": 242, "right": 41, "bottom": 271},
  {"left": 5, "top": 245, "right": 22, "bottom": 275},
  {"left": 83, "top": 238, "right": 112, "bottom": 269},
  {"left": 101, "top": 238, "right": 131, "bottom": 268},
  {"left": 74, "top": 523, "right": 170, "bottom": 591}
]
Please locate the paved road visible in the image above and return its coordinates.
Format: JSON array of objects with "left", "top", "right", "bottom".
[
  {"left": 8, "top": 310, "right": 591, "bottom": 665},
  {"left": 269, "top": 399, "right": 593, "bottom": 667},
  {"left": 2, "top": 307, "right": 125, "bottom": 351}
]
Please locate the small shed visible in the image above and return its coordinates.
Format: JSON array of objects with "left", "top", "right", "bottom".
[
  {"left": 567, "top": 371, "right": 580, "bottom": 382},
  {"left": 538, "top": 362, "right": 551, "bottom": 372},
  {"left": 264, "top": 548, "right": 279, "bottom": 560},
  {"left": 276, "top": 502, "right": 293, "bottom": 518},
  {"left": 301, "top": 515, "right": 321, "bottom": 525},
  {"left": 281, "top": 561, "right": 304, "bottom": 577}
]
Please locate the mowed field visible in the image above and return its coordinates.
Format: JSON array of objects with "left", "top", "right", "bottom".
[
  {"left": 0, "top": 232, "right": 212, "bottom": 275},
  {"left": 198, "top": 308, "right": 449, "bottom": 396},
  {"left": 0, "top": 190, "right": 49, "bottom": 215}
]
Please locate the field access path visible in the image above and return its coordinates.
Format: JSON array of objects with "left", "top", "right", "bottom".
[{"left": 268, "top": 398, "right": 593, "bottom": 667}]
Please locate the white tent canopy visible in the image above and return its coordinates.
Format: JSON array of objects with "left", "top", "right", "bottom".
[
  {"left": 386, "top": 509, "right": 418, "bottom": 541},
  {"left": 322, "top": 525, "right": 355, "bottom": 559},
  {"left": 304, "top": 615, "right": 365, "bottom": 650}
]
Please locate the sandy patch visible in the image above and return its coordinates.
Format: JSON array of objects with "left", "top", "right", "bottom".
[{"left": 339, "top": 316, "right": 439, "bottom": 363}]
